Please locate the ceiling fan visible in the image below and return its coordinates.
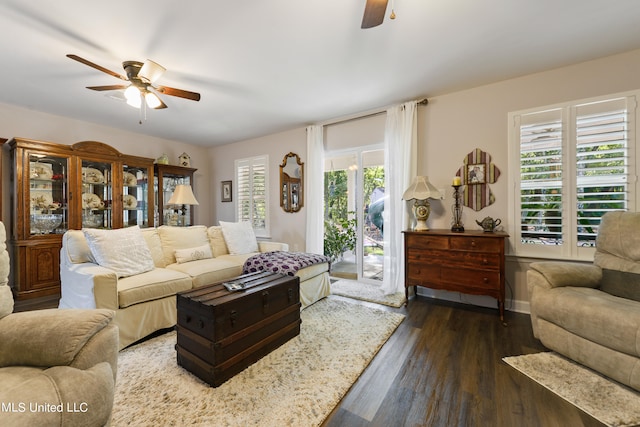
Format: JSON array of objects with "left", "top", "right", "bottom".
[
  {"left": 67, "top": 54, "right": 201, "bottom": 110},
  {"left": 361, "top": 0, "right": 396, "bottom": 29}
]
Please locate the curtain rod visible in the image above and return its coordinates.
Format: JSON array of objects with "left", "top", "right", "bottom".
[{"left": 318, "top": 98, "right": 428, "bottom": 128}]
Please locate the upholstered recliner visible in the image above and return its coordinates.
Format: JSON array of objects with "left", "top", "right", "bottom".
[
  {"left": 528, "top": 211, "right": 640, "bottom": 392},
  {"left": 0, "top": 222, "right": 119, "bottom": 427}
]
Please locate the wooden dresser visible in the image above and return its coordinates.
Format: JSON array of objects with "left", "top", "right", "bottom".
[{"left": 403, "top": 230, "right": 509, "bottom": 321}]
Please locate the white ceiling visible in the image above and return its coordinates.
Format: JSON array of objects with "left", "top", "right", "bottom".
[{"left": 1, "top": 0, "right": 640, "bottom": 147}]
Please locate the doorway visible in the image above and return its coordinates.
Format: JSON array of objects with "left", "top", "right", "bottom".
[{"left": 324, "top": 148, "right": 384, "bottom": 282}]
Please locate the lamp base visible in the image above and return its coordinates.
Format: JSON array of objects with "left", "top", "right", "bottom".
[
  {"left": 414, "top": 219, "right": 429, "bottom": 231},
  {"left": 412, "top": 200, "right": 431, "bottom": 231}
]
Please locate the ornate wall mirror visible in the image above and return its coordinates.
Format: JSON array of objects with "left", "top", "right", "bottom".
[{"left": 280, "top": 152, "right": 304, "bottom": 213}]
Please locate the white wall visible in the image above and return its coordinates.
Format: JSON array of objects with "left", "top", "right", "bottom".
[
  {"left": 208, "top": 127, "right": 308, "bottom": 250},
  {"left": 210, "top": 48, "right": 640, "bottom": 311},
  {"left": 0, "top": 103, "right": 211, "bottom": 224}
]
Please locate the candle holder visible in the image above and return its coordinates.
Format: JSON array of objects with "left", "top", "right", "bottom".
[{"left": 451, "top": 184, "right": 464, "bottom": 232}]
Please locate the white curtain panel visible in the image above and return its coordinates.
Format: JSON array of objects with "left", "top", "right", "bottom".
[
  {"left": 382, "top": 101, "right": 418, "bottom": 295},
  {"left": 305, "top": 125, "right": 325, "bottom": 254}
]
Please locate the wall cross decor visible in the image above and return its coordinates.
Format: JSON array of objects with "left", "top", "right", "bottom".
[{"left": 455, "top": 148, "right": 501, "bottom": 211}]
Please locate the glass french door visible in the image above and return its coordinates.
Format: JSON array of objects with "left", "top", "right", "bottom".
[{"left": 324, "top": 147, "right": 384, "bottom": 282}]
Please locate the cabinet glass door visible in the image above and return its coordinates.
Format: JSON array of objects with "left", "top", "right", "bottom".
[
  {"left": 81, "top": 159, "right": 114, "bottom": 229},
  {"left": 158, "top": 175, "right": 193, "bottom": 226},
  {"left": 122, "top": 164, "right": 150, "bottom": 227},
  {"left": 29, "top": 153, "right": 68, "bottom": 235}
]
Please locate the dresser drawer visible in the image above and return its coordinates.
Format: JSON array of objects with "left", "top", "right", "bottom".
[
  {"left": 449, "top": 236, "right": 503, "bottom": 253},
  {"left": 453, "top": 251, "right": 502, "bottom": 270},
  {"left": 405, "top": 234, "right": 450, "bottom": 251},
  {"left": 441, "top": 266, "right": 501, "bottom": 291},
  {"left": 406, "top": 261, "right": 440, "bottom": 282}
]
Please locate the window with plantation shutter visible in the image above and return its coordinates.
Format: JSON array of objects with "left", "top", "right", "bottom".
[
  {"left": 235, "top": 155, "right": 269, "bottom": 237},
  {"left": 509, "top": 92, "right": 638, "bottom": 260}
]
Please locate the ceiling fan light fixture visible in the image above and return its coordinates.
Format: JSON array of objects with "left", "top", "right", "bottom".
[
  {"left": 139, "top": 60, "right": 166, "bottom": 84},
  {"left": 124, "top": 85, "right": 141, "bottom": 108},
  {"left": 145, "top": 91, "right": 163, "bottom": 109}
]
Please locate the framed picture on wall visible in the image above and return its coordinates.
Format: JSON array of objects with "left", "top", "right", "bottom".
[
  {"left": 467, "top": 164, "right": 486, "bottom": 184},
  {"left": 221, "top": 180, "right": 232, "bottom": 202}
]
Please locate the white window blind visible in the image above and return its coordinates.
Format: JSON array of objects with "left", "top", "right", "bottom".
[
  {"left": 510, "top": 92, "right": 637, "bottom": 260},
  {"left": 235, "top": 155, "right": 269, "bottom": 236},
  {"left": 575, "top": 99, "right": 628, "bottom": 245},
  {"left": 519, "top": 109, "right": 564, "bottom": 246}
]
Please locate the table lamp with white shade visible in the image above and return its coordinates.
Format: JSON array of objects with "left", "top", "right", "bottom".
[
  {"left": 402, "top": 176, "right": 442, "bottom": 231},
  {"left": 167, "top": 184, "right": 199, "bottom": 226}
]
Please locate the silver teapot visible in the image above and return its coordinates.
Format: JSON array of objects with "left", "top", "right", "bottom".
[{"left": 476, "top": 216, "right": 501, "bottom": 232}]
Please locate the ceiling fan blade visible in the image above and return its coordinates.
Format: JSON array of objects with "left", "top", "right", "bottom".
[
  {"left": 86, "top": 85, "right": 128, "bottom": 91},
  {"left": 67, "top": 54, "right": 128, "bottom": 81},
  {"left": 155, "top": 85, "right": 201, "bottom": 101},
  {"left": 361, "top": 0, "right": 388, "bottom": 29}
]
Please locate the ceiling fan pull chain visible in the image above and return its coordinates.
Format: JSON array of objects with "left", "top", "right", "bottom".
[{"left": 390, "top": 0, "right": 396, "bottom": 20}]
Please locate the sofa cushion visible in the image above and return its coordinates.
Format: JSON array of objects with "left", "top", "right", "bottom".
[
  {"left": 534, "top": 286, "right": 640, "bottom": 358},
  {"left": 600, "top": 269, "right": 640, "bottom": 302},
  {"left": 141, "top": 228, "right": 166, "bottom": 268},
  {"left": 175, "top": 244, "right": 213, "bottom": 264},
  {"left": 83, "top": 226, "right": 155, "bottom": 278},
  {"left": 158, "top": 225, "right": 209, "bottom": 266},
  {"left": 207, "top": 226, "right": 229, "bottom": 257},
  {"left": 167, "top": 258, "right": 244, "bottom": 288},
  {"left": 63, "top": 229, "right": 96, "bottom": 264},
  {"left": 219, "top": 221, "right": 258, "bottom": 255},
  {"left": 117, "top": 268, "right": 192, "bottom": 308}
]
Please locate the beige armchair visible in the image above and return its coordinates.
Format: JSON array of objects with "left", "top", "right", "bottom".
[
  {"left": 0, "top": 222, "right": 119, "bottom": 427},
  {"left": 528, "top": 211, "right": 640, "bottom": 392}
]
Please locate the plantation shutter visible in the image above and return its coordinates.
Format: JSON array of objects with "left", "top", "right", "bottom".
[
  {"left": 519, "top": 108, "right": 564, "bottom": 246},
  {"left": 235, "top": 155, "right": 269, "bottom": 236},
  {"left": 575, "top": 98, "right": 629, "bottom": 245}
]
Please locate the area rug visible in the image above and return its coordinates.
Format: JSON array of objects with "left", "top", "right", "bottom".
[
  {"left": 112, "top": 297, "right": 405, "bottom": 426},
  {"left": 503, "top": 352, "right": 640, "bottom": 427},
  {"left": 331, "top": 279, "right": 406, "bottom": 308}
]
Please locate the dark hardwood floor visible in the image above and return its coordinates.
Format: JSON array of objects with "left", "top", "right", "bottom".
[
  {"left": 323, "top": 295, "right": 605, "bottom": 427},
  {"left": 13, "top": 293, "right": 605, "bottom": 426}
]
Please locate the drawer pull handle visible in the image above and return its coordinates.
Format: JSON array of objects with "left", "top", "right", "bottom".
[
  {"left": 185, "top": 315, "right": 192, "bottom": 323},
  {"left": 471, "top": 240, "right": 477, "bottom": 247},
  {"left": 483, "top": 277, "right": 489, "bottom": 284},
  {"left": 230, "top": 310, "right": 237, "bottom": 327},
  {"left": 482, "top": 258, "right": 488, "bottom": 265},
  {"left": 262, "top": 291, "right": 270, "bottom": 313},
  {"left": 198, "top": 318, "right": 204, "bottom": 329}
]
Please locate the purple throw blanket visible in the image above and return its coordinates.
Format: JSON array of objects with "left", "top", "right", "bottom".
[{"left": 243, "top": 251, "right": 330, "bottom": 277}]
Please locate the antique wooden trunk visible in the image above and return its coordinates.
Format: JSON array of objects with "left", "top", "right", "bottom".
[{"left": 176, "top": 271, "right": 301, "bottom": 387}]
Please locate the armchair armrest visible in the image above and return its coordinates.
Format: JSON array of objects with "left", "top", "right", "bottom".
[
  {"left": 0, "top": 308, "right": 114, "bottom": 368},
  {"left": 259, "top": 241, "right": 289, "bottom": 252},
  {"left": 60, "top": 261, "right": 119, "bottom": 310},
  {"left": 528, "top": 261, "right": 602, "bottom": 290}
]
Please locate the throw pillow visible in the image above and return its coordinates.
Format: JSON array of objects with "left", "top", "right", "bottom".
[
  {"left": 175, "top": 244, "right": 213, "bottom": 264},
  {"left": 157, "top": 225, "right": 209, "bottom": 266},
  {"left": 83, "top": 226, "right": 155, "bottom": 278},
  {"left": 219, "top": 221, "right": 259, "bottom": 255},
  {"left": 600, "top": 269, "right": 640, "bottom": 302}
]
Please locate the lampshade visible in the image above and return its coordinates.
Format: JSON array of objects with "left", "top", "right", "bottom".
[
  {"left": 139, "top": 59, "right": 166, "bottom": 84},
  {"left": 144, "top": 91, "right": 162, "bottom": 109},
  {"left": 402, "top": 176, "right": 442, "bottom": 201},
  {"left": 168, "top": 184, "right": 199, "bottom": 206},
  {"left": 124, "top": 85, "right": 141, "bottom": 108}
]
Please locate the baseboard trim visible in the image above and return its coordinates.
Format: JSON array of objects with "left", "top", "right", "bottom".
[{"left": 415, "top": 288, "right": 530, "bottom": 315}]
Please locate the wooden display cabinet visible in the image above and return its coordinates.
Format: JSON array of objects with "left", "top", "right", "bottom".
[
  {"left": 9, "top": 138, "right": 155, "bottom": 300},
  {"left": 154, "top": 164, "right": 197, "bottom": 226}
]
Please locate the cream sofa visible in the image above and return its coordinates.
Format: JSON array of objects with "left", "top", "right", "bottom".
[
  {"left": 59, "top": 225, "right": 331, "bottom": 349},
  {"left": 528, "top": 211, "right": 640, "bottom": 392}
]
